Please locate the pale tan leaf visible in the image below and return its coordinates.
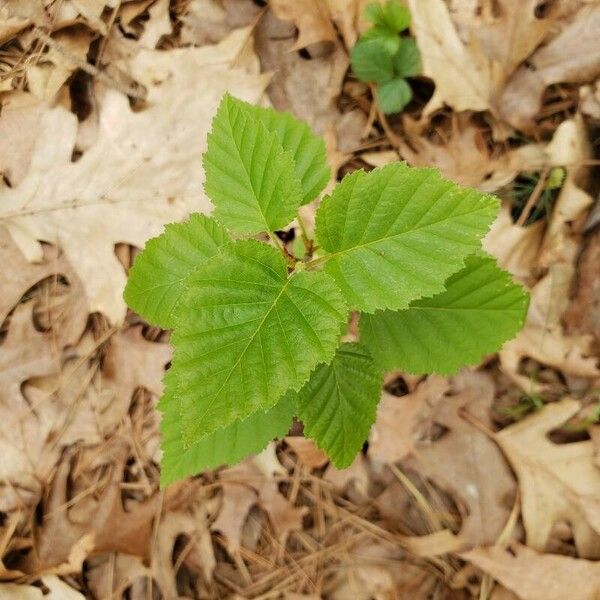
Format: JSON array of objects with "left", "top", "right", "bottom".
[
  {"left": 407, "top": 371, "right": 517, "bottom": 546},
  {"left": 408, "top": 0, "right": 494, "bottom": 114},
  {"left": 484, "top": 206, "right": 544, "bottom": 284},
  {"left": 0, "top": 28, "right": 269, "bottom": 323},
  {"left": 499, "top": 5, "right": 600, "bottom": 129},
  {"left": 270, "top": 0, "right": 337, "bottom": 50},
  {"left": 495, "top": 399, "right": 600, "bottom": 558},
  {"left": 285, "top": 437, "right": 329, "bottom": 470},
  {"left": 463, "top": 543, "right": 600, "bottom": 600},
  {"left": 369, "top": 376, "right": 448, "bottom": 464}
]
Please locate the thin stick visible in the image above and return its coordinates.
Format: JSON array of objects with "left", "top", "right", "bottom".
[{"left": 515, "top": 165, "right": 550, "bottom": 227}]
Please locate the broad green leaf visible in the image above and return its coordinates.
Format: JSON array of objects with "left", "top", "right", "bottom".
[
  {"left": 159, "top": 371, "right": 295, "bottom": 486},
  {"left": 294, "top": 342, "right": 382, "bottom": 469},
  {"left": 314, "top": 163, "right": 500, "bottom": 312},
  {"left": 393, "top": 38, "right": 421, "bottom": 77},
  {"left": 361, "top": 26, "right": 401, "bottom": 55},
  {"left": 377, "top": 77, "right": 412, "bottom": 113},
  {"left": 360, "top": 254, "right": 529, "bottom": 374},
  {"left": 364, "top": 0, "right": 410, "bottom": 32},
  {"left": 243, "top": 104, "right": 330, "bottom": 205},
  {"left": 364, "top": 2, "right": 385, "bottom": 24},
  {"left": 381, "top": 1, "right": 411, "bottom": 32},
  {"left": 124, "top": 214, "right": 229, "bottom": 328},
  {"left": 351, "top": 39, "right": 394, "bottom": 84},
  {"left": 172, "top": 240, "right": 348, "bottom": 444},
  {"left": 203, "top": 94, "right": 303, "bottom": 234}
]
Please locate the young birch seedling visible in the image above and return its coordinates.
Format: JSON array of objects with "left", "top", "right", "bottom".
[
  {"left": 125, "top": 94, "right": 529, "bottom": 486},
  {"left": 351, "top": 0, "right": 422, "bottom": 113}
]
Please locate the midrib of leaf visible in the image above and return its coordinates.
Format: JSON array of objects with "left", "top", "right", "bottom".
[
  {"left": 180, "top": 276, "right": 292, "bottom": 435},
  {"left": 229, "top": 106, "right": 275, "bottom": 233},
  {"left": 312, "top": 199, "right": 490, "bottom": 269}
]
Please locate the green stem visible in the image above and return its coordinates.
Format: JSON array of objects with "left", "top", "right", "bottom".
[
  {"left": 304, "top": 254, "right": 329, "bottom": 270},
  {"left": 268, "top": 231, "right": 296, "bottom": 268},
  {"left": 296, "top": 213, "right": 310, "bottom": 243}
]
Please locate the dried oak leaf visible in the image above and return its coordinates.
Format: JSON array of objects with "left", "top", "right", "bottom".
[
  {"left": 495, "top": 399, "right": 600, "bottom": 558},
  {"left": 270, "top": 0, "right": 337, "bottom": 50},
  {"left": 472, "top": 0, "right": 562, "bottom": 83},
  {"left": 463, "top": 543, "right": 600, "bottom": 600},
  {"left": 255, "top": 12, "right": 347, "bottom": 133},
  {"left": 499, "top": 270, "right": 599, "bottom": 391},
  {"left": 101, "top": 326, "right": 171, "bottom": 428},
  {"left": 407, "top": 0, "right": 494, "bottom": 114},
  {"left": 0, "top": 227, "right": 88, "bottom": 337},
  {"left": 22, "top": 442, "right": 159, "bottom": 573},
  {"left": 406, "top": 371, "right": 517, "bottom": 546},
  {"left": 0, "top": 302, "right": 63, "bottom": 506},
  {"left": 0, "top": 576, "right": 85, "bottom": 599},
  {"left": 369, "top": 376, "right": 448, "bottom": 464},
  {"left": 0, "top": 27, "right": 269, "bottom": 323},
  {"left": 499, "top": 5, "right": 600, "bottom": 130}
]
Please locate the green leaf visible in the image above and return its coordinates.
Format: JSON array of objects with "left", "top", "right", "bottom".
[
  {"left": 203, "top": 94, "right": 303, "bottom": 234},
  {"left": 172, "top": 240, "right": 348, "bottom": 444},
  {"left": 393, "top": 37, "right": 421, "bottom": 77},
  {"left": 364, "top": 2, "right": 385, "bottom": 24},
  {"left": 377, "top": 77, "right": 412, "bottom": 113},
  {"left": 314, "top": 163, "right": 500, "bottom": 312},
  {"left": 243, "top": 104, "right": 330, "bottom": 205},
  {"left": 361, "top": 26, "right": 401, "bottom": 55},
  {"left": 159, "top": 371, "right": 295, "bottom": 486},
  {"left": 124, "top": 214, "right": 229, "bottom": 328},
  {"left": 364, "top": 0, "right": 411, "bottom": 32},
  {"left": 294, "top": 342, "right": 382, "bottom": 468},
  {"left": 360, "top": 254, "right": 530, "bottom": 374},
  {"left": 380, "top": 1, "right": 411, "bottom": 32},
  {"left": 351, "top": 39, "right": 394, "bottom": 83}
]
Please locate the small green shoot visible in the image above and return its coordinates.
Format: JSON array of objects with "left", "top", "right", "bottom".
[
  {"left": 351, "top": 1, "right": 421, "bottom": 114},
  {"left": 511, "top": 167, "right": 565, "bottom": 226}
]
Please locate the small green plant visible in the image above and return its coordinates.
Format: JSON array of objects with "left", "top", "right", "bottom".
[
  {"left": 510, "top": 167, "right": 564, "bottom": 225},
  {"left": 125, "top": 95, "right": 529, "bottom": 486},
  {"left": 350, "top": 0, "right": 421, "bottom": 114}
]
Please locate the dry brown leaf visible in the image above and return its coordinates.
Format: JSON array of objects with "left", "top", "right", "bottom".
[
  {"left": 270, "top": 0, "right": 337, "bottom": 50},
  {"left": 499, "top": 5, "right": 600, "bottom": 129},
  {"left": 101, "top": 326, "right": 171, "bottom": 423},
  {"left": 26, "top": 28, "right": 96, "bottom": 102},
  {"left": 255, "top": 12, "right": 347, "bottom": 133},
  {"left": 328, "top": 542, "right": 436, "bottom": 600},
  {"left": 285, "top": 437, "right": 329, "bottom": 470},
  {"left": 369, "top": 376, "right": 448, "bottom": 464},
  {"left": 324, "top": 454, "right": 371, "bottom": 496},
  {"left": 23, "top": 442, "right": 158, "bottom": 573},
  {"left": 138, "top": 0, "right": 172, "bottom": 49},
  {"left": 0, "top": 93, "right": 45, "bottom": 187},
  {"left": 499, "top": 270, "right": 600, "bottom": 391},
  {"left": 564, "top": 225, "right": 600, "bottom": 344},
  {"left": 539, "top": 116, "right": 594, "bottom": 268},
  {"left": 473, "top": 0, "right": 561, "bottom": 83},
  {"left": 212, "top": 481, "right": 258, "bottom": 554},
  {"left": 0, "top": 302, "right": 63, "bottom": 505},
  {"left": 180, "top": 0, "right": 261, "bottom": 46},
  {"left": 407, "top": 371, "right": 517, "bottom": 546},
  {"left": 0, "top": 27, "right": 269, "bottom": 323},
  {"left": 581, "top": 80, "right": 600, "bottom": 119},
  {"left": 0, "top": 576, "right": 85, "bottom": 599},
  {"left": 408, "top": 0, "right": 494, "bottom": 114},
  {"left": 495, "top": 399, "right": 600, "bottom": 558},
  {"left": 259, "top": 481, "right": 307, "bottom": 547},
  {"left": 463, "top": 543, "right": 600, "bottom": 600},
  {"left": 484, "top": 207, "right": 544, "bottom": 284}
]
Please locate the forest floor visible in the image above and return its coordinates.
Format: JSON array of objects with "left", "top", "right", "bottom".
[{"left": 1, "top": 1, "right": 600, "bottom": 598}]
